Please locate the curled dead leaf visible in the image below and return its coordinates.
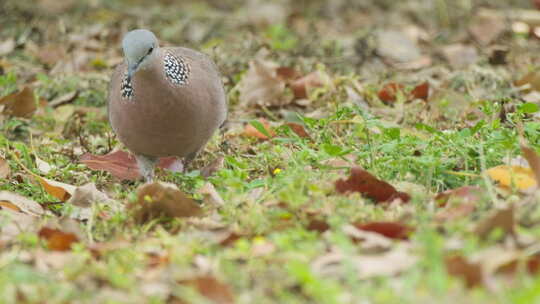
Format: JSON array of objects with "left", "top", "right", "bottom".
[
  {"left": 354, "top": 221, "right": 412, "bottom": 240},
  {"left": 474, "top": 206, "right": 514, "bottom": 240},
  {"left": 0, "top": 191, "right": 44, "bottom": 216},
  {"left": 335, "top": 167, "right": 410, "bottom": 203},
  {"left": 37, "top": 177, "right": 76, "bottom": 201},
  {"left": 243, "top": 118, "right": 275, "bottom": 140},
  {"left": 177, "top": 276, "right": 234, "bottom": 304},
  {"left": 0, "top": 157, "right": 10, "bottom": 179},
  {"left": 80, "top": 150, "right": 182, "bottom": 181},
  {"left": 38, "top": 227, "right": 79, "bottom": 251},
  {"left": 132, "top": 182, "right": 202, "bottom": 223},
  {"left": 0, "top": 86, "right": 37, "bottom": 118},
  {"left": 486, "top": 165, "right": 537, "bottom": 192},
  {"left": 238, "top": 58, "right": 289, "bottom": 107},
  {"left": 445, "top": 255, "right": 483, "bottom": 288}
]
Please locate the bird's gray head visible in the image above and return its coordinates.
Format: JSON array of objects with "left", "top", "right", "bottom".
[{"left": 122, "top": 29, "right": 159, "bottom": 81}]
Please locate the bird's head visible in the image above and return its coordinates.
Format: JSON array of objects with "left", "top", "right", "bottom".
[{"left": 122, "top": 29, "right": 159, "bottom": 82}]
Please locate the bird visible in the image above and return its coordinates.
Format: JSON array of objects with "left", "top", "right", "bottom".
[{"left": 107, "top": 29, "right": 227, "bottom": 182}]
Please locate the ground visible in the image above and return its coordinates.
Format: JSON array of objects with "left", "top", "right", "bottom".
[{"left": 1, "top": 0, "right": 540, "bottom": 303}]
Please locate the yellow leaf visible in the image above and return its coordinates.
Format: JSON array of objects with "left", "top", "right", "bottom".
[
  {"left": 37, "top": 177, "right": 76, "bottom": 201},
  {"left": 486, "top": 165, "right": 537, "bottom": 191}
]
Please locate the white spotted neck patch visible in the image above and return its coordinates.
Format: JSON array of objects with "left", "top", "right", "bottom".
[
  {"left": 120, "top": 72, "right": 134, "bottom": 99},
  {"left": 164, "top": 52, "right": 190, "bottom": 85}
]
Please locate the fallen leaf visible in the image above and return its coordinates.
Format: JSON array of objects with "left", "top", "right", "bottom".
[
  {"left": 410, "top": 81, "right": 430, "bottom": 101},
  {"left": 0, "top": 209, "right": 39, "bottom": 243},
  {"left": 238, "top": 58, "right": 290, "bottom": 107},
  {"left": 376, "top": 30, "right": 422, "bottom": 63},
  {"left": 197, "top": 182, "right": 225, "bottom": 207},
  {"left": 34, "top": 44, "right": 67, "bottom": 66},
  {"left": 441, "top": 44, "right": 479, "bottom": 68},
  {"left": 0, "top": 191, "right": 44, "bottom": 216},
  {"left": 469, "top": 13, "right": 505, "bottom": 45},
  {"left": 515, "top": 70, "right": 540, "bottom": 93},
  {"left": 201, "top": 156, "right": 225, "bottom": 178},
  {"left": 276, "top": 66, "right": 300, "bottom": 80},
  {"left": 80, "top": 150, "right": 182, "bottom": 181},
  {"left": 38, "top": 227, "right": 79, "bottom": 251},
  {"left": 355, "top": 246, "right": 417, "bottom": 278},
  {"left": 0, "top": 157, "right": 10, "bottom": 179},
  {"left": 486, "top": 165, "right": 537, "bottom": 191},
  {"left": 435, "top": 203, "right": 476, "bottom": 222},
  {"left": 37, "top": 176, "right": 76, "bottom": 201},
  {"left": 342, "top": 224, "right": 393, "bottom": 251},
  {"left": 306, "top": 218, "right": 330, "bottom": 233},
  {"left": 378, "top": 83, "right": 405, "bottom": 103},
  {"left": 434, "top": 186, "right": 483, "bottom": 207},
  {"left": 284, "top": 122, "right": 310, "bottom": 138},
  {"left": 520, "top": 141, "right": 540, "bottom": 185},
  {"left": 132, "top": 182, "right": 202, "bottom": 223},
  {"left": 445, "top": 255, "right": 483, "bottom": 288},
  {"left": 66, "top": 183, "right": 115, "bottom": 208},
  {"left": 80, "top": 151, "right": 140, "bottom": 180},
  {"left": 335, "top": 167, "right": 411, "bottom": 203},
  {"left": 243, "top": 118, "right": 275, "bottom": 140},
  {"left": 475, "top": 206, "right": 514, "bottom": 239},
  {"left": 290, "top": 71, "right": 325, "bottom": 100},
  {"left": 178, "top": 276, "right": 234, "bottom": 304},
  {"left": 0, "top": 86, "right": 37, "bottom": 118},
  {"left": 354, "top": 221, "right": 412, "bottom": 240},
  {"left": 35, "top": 156, "right": 53, "bottom": 174},
  {"left": 0, "top": 38, "right": 15, "bottom": 57},
  {"left": 48, "top": 91, "right": 78, "bottom": 108}
]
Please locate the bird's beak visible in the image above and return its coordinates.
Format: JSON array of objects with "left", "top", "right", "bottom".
[{"left": 127, "top": 62, "right": 139, "bottom": 83}]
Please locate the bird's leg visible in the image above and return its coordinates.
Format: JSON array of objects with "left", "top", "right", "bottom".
[
  {"left": 135, "top": 154, "right": 158, "bottom": 182},
  {"left": 182, "top": 150, "right": 199, "bottom": 172}
]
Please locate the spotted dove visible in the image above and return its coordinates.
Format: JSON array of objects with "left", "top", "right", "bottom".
[{"left": 108, "top": 29, "right": 227, "bottom": 182}]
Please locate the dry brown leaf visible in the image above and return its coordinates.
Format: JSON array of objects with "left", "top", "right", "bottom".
[
  {"left": 66, "top": 183, "right": 115, "bottom": 208},
  {"left": 486, "top": 165, "right": 537, "bottom": 191},
  {"left": 520, "top": 141, "right": 540, "bottom": 185},
  {"left": 515, "top": 71, "right": 540, "bottom": 93},
  {"left": 475, "top": 206, "right": 514, "bottom": 239},
  {"left": 0, "top": 86, "right": 37, "bottom": 118},
  {"left": 201, "top": 156, "right": 225, "bottom": 178},
  {"left": 0, "top": 191, "right": 44, "bottom": 216},
  {"left": 0, "top": 208, "right": 40, "bottom": 243},
  {"left": 0, "top": 157, "right": 10, "bottom": 179},
  {"left": 34, "top": 44, "right": 67, "bottom": 66},
  {"left": 238, "top": 58, "right": 289, "bottom": 107},
  {"left": 469, "top": 13, "right": 505, "bottom": 45},
  {"left": 80, "top": 150, "right": 183, "bottom": 181},
  {"left": 335, "top": 167, "right": 411, "bottom": 203},
  {"left": 353, "top": 221, "right": 412, "bottom": 240},
  {"left": 445, "top": 255, "right": 483, "bottom": 288},
  {"left": 178, "top": 276, "right": 234, "bottom": 304},
  {"left": 441, "top": 44, "right": 479, "bottom": 68},
  {"left": 132, "top": 182, "right": 202, "bottom": 223},
  {"left": 48, "top": 91, "right": 78, "bottom": 108},
  {"left": 290, "top": 71, "right": 325, "bottom": 100},
  {"left": 284, "top": 122, "right": 311, "bottom": 139},
  {"left": 38, "top": 227, "right": 79, "bottom": 251},
  {"left": 243, "top": 118, "right": 275, "bottom": 140},
  {"left": 197, "top": 182, "right": 225, "bottom": 207},
  {"left": 37, "top": 176, "right": 76, "bottom": 201}
]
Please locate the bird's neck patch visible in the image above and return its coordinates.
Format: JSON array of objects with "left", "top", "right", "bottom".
[
  {"left": 120, "top": 72, "right": 134, "bottom": 100},
  {"left": 164, "top": 52, "right": 190, "bottom": 85}
]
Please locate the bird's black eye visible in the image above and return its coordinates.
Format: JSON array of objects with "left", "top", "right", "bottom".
[{"left": 147, "top": 46, "right": 154, "bottom": 55}]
